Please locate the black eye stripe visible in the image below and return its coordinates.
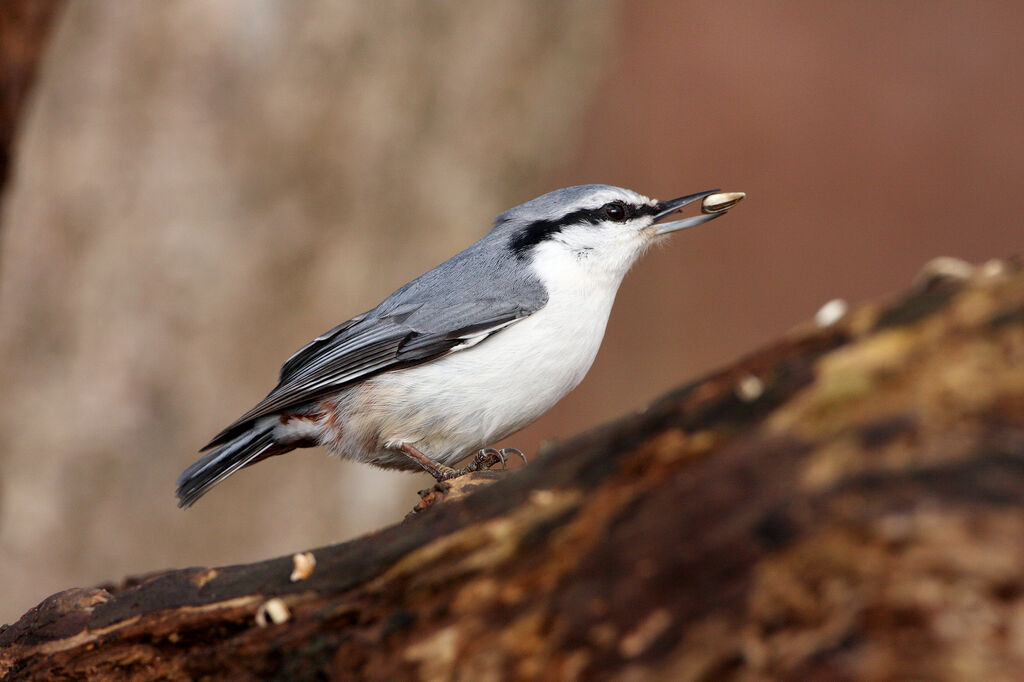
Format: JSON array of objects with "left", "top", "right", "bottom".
[{"left": 508, "top": 201, "right": 660, "bottom": 257}]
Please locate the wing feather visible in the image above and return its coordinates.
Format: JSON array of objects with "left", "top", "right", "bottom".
[
  {"left": 202, "top": 301, "right": 535, "bottom": 449},
  {"left": 204, "top": 230, "right": 551, "bottom": 450},
  {"left": 277, "top": 314, "right": 367, "bottom": 381}
]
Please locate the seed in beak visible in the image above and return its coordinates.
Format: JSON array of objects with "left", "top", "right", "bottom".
[{"left": 701, "top": 191, "right": 746, "bottom": 214}]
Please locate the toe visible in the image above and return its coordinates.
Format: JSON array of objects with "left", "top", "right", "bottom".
[{"left": 501, "top": 448, "right": 528, "bottom": 465}]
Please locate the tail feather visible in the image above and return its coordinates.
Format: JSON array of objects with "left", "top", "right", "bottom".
[{"left": 176, "top": 426, "right": 283, "bottom": 508}]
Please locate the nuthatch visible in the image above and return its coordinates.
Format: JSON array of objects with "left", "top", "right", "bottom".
[{"left": 177, "top": 185, "right": 744, "bottom": 507}]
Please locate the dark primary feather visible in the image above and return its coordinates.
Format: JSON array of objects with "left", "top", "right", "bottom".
[
  {"left": 202, "top": 230, "right": 549, "bottom": 450},
  {"left": 277, "top": 314, "right": 367, "bottom": 381},
  {"left": 177, "top": 425, "right": 277, "bottom": 507}
]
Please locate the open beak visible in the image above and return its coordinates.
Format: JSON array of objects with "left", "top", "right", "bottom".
[{"left": 653, "top": 189, "right": 725, "bottom": 235}]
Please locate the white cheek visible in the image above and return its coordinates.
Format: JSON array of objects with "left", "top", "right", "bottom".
[{"left": 548, "top": 227, "right": 650, "bottom": 284}]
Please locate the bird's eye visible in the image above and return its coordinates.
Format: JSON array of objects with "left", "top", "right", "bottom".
[{"left": 603, "top": 202, "right": 627, "bottom": 222}]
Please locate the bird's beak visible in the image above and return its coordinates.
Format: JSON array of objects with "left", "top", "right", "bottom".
[{"left": 652, "top": 189, "right": 724, "bottom": 235}]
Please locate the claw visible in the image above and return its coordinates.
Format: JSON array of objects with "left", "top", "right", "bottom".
[
  {"left": 482, "top": 447, "right": 506, "bottom": 468},
  {"left": 500, "top": 448, "right": 528, "bottom": 465}
]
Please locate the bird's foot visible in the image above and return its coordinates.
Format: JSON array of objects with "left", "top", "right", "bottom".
[
  {"left": 399, "top": 443, "right": 527, "bottom": 482},
  {"left": 459, "top": 447, "right": 506, "bottom": 474},
  {"left": 452, "top": 447, "right": 528, "bottom": 476}
]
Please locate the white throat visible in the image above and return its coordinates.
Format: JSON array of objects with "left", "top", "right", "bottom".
[{"left": 528, "top": 230, "right": 645, "bottom": 298}]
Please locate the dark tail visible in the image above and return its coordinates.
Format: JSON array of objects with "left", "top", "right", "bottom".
[{"left": 176, "top": 425, "right": 289, "bottom": 508}]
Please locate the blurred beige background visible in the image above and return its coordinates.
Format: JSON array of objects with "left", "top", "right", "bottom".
[{"left": 1, "top": 1, "right": 1022, "bottom": 622}]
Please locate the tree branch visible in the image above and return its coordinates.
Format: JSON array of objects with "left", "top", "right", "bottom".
[{"left": 3, "top": 257, "right": 1024, "bottom": 680}]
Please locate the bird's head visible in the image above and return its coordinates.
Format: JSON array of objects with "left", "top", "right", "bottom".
[{"left": 494, "top": 184, "right": 739, "bottom": 286}]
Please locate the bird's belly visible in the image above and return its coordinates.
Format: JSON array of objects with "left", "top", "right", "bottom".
[{"left": 335, "top": 291, "right": 615, "bottom": 467}]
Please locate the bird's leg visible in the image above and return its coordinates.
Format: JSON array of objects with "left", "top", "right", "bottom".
[{"left": 398, "top": 443, "right": 461, "bottom": 481}]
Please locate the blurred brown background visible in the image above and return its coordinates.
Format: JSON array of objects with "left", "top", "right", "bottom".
[{"left": 0, "top": 1, "right": 1021, "bottom": 622}]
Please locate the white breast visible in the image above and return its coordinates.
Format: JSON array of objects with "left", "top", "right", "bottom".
[{"left": 340, "top": 241, "right": 627, "bottom": 466}]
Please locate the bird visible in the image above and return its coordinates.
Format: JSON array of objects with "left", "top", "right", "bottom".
[{"left": 176, "top": 184, "right": 743, "bottom": 507}]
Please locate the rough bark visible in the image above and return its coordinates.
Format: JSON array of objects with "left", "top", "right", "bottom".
[{"left": 3, "top": 256, "right": 1024, "bottom": 681}]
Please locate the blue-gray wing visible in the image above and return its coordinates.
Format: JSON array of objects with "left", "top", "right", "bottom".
[{"left": 202, "top": 297, "right": 539, "bottom": 449}]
